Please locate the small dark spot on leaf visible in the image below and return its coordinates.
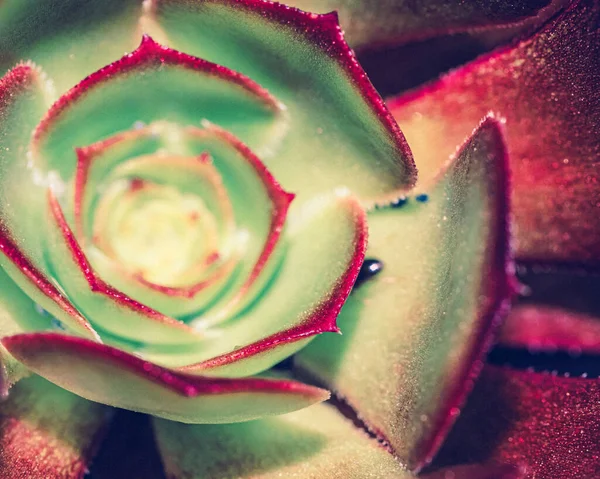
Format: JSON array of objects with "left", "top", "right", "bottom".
[{"left": 354, "top": 259, "right": 383, "bottom": 289}]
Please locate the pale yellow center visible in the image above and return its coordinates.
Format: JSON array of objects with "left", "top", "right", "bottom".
[{"left": 93, "top": 179, "right": 218, "bottom": 286}]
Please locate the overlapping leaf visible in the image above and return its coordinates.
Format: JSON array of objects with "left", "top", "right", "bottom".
[
  {"left": 296, "top": 116, "right": 515, "bottom": 471},
  {"left": 389, "top": 0, "right": 600, "bottom": 264}
]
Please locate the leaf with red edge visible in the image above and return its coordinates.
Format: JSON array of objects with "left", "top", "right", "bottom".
[
  {"left": 31, "top": 34, "right": 285, "bottom": 182},
  {"left": 153, "top": 401, "right": 414, "bottom": 479},
  {"left": 285, "top": 0, "right": 567, "bottom": 49},
  {"left": 433, "top": 366, "right": 600, "bottom": 479},
  {"left": 72, "top": 122, "right": 238, "bottom": 317},
  {"left": 0, "top": 265, "right": 52, "bottom": 393},
  {"left": 43, "top": 118, "right": 295, "bottom": 336},
  {"left": 389, "top": 0, "right": 600, "bottom": 264},
  {"left": 0, "top": 374, "right": 114, "bottom": 479},
  {"left": 498, "top": 305, "right": 600, "bottom": 355},
  {"left": 142, "top": 0, "right": 417, "bottom": 206},
  {"left": 135, "top": 191, "right": 367, "bottom": 379},
  {"left": 295, "top": 116, "right": 515, "bottom": 471},
  {"left": 1, "top": 333, "right": 329, "bottom": 424},
  {"left": 45, "top": 190, "right": 203, "bottom": 346},
  {"left": 0, "top": 63, "right": 99, "bottom": 341},
  {"left": 0, "top": 0, "right": 144, "bottom": 93}
]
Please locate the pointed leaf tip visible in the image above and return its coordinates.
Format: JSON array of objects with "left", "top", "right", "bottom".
[{"left": 296, "top": 115, "right": 515, "bottom": 471}]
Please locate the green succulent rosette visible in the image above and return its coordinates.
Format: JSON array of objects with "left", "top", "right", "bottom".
[
  {"left": 0, "top": 0, "right": 520, "bottom": 477},
  {"left": 0, "top": 0, "right": 418, "bottom": 420}
]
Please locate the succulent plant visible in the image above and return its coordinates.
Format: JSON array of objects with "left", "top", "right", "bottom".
[{"left": 0, "top": 1, "right": 597, "bottom": 479}]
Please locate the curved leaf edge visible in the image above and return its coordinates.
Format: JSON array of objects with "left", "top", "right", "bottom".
[
  {"left": 47, "top": 190, "right": 202, "bottom": 338},
  {"left": 0, "top": 63, "right": 99, "bottom": 342},
  {"left": 178, "top": 192, "right": 368, "bottom": 373},
  {"left": 1, "top": 332, "right": 330, "bottom": 399},
  {"left": 412, "top": 114, "right": 518, "bottom": 471},
  {"left": 151, "top": 0, "right": 418, "bottom": 194}
]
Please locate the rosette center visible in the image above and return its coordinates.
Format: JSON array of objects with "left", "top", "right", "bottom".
[{"left": 92, "top": 174, "right": 219, "bottom": 288}]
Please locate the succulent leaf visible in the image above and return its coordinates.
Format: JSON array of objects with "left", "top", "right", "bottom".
[
  {"left": 46, "top": 190, "right": 203, "bottom": 345},
  {"left": 499, "top": 305, "right": 600, "bottom": 355},
  {"left": 0, "top": 64, "right": 99, "bottom": 341},
  {"left": 143, "top": 0, "right": 417, "bottom": 206},
  {"left": 389, "top": 0, "right": 600, "bottom": 263},
  {"left": 284, "top": 0, "right": 567, "bottom": 49},
  {"left": 0, "top": 0, "right": 145, "bottom": 93},
  {"left": 73, "top": 123, "right": 238, "bottom": 317},
  {"left": 1, "top": 333, "right": 330, "bottom": 423},
  {"left": 0, "top": 266, "right": 51, "bottom": 392},
  {"left": 0, "top": 374, "right": 114, "bottom": 479},
  {"left": 153, "top": 401, "right": 415, "bottom": 479},
  {"left": 31, "top": 34, "right": 284, "bottom": 182},
  {"left": 295, "top": 116, "right": 515, "bottom": 471},
  {"left": 434, "top": 366, "right": 600, "bottom": 479},
  {"left": 134, "top": 191, "right": 367, "bottom": 378}
]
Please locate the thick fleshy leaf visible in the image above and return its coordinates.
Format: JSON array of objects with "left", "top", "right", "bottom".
[
  {"left": 153, "top": 401, "right": 414, "bottom": 479},
  {"left": 285, "top": 0, "right": 567, "bottom": 49},
  {"left": 499, "top": 305, "right": 600, "bottom": 355},
  {"left": 0, "top": 0, "right": 143, "bottom": 92},
  {"left": 295, "top": 116, "right": 515, "bottom": 471},
  {"left": 0, "top": 374, "right": 114, "bottom": 479},
  {"left": 0, "top": 64, "right": 98, "bottom": 341},
  {"left": 134, "top": 191, "right": 366, "bottom": 378},
  {"left": 433, "top": 366, "right": 600, "bottom": 479},
  {"left": 45, "top": 191, "right": 205, "bottom": 345},
  {"left": 143, "top": 0, "right": 416, "bottom": 206},
  {"left": 1, "top": 333, "right": 329, "bottom": 423},
  {"left": 422, "top": 464, "right": 526, "bottom": 479},
  {"left": 0, "top": 266, "right": 51, "bottom": 392},
  {"left": 175, "top": 124, "right": 295, "bottom": 321},
  {"left": 389, "top": 0, "right": 600, "bottom": 263},
  {"left": 31, "top": 34, "right": 285, "bottom": 182}
]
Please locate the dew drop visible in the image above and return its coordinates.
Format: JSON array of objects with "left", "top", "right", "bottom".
[
  {"left": 390, "top": 196, "right": 407, "bottom": 209},
  {"left": 354, "top": 258, "right": 383, "bottom": 289}
]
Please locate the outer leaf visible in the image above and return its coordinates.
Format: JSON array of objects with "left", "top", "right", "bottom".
[
  {"left": 0, "top": 374, "right": 114, "bottom": 479},
  {"left": 153, "top": 401, "right": 414, "bottom": 479},
  {"left": 0, "top": 64, "right": 98, "bottom": 341},
  {"left": 389, "top": 0, "right": 600, "bottom": 264},
  {"left": 1, "top": 333, "right": 329, "bottom": 423},
  {"left": 0, "top": 0, "right": 143, "bottom": 93},
  {"left": 295, "top": 116, "right": 515, "bottom": 471},
  {"left": 31, "top": 35, "right": 284, "bottom": 181},
  {"left": 136, "top": 191, "right": 367, "bottom": 378},
  {"left": 5, "top": 1, "right": 287, "bottom": 102},
  {"left": 284, "top": 0, "right": 567, "bottom": 49},
  {"left": 144, "top": 0, "right": 417, "bottom": 206},
  {"left": 498, "top": 305, "right": 600, "bottom": 355},
  {"left": 422, "top": 464, "right": 526, "bottom": 479},
  {"left": 433, "top": 366, "right": 600, "bottom": 479}
]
